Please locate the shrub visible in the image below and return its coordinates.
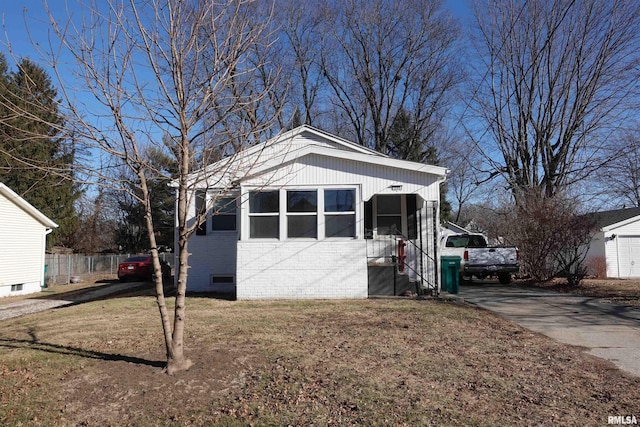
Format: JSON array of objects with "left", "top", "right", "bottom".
[
  {"left": 499, "top": 189, "right": 595, "bottom": 285},
  {"left": 586, "top": 256, "right": 608, "bottom": 278}
]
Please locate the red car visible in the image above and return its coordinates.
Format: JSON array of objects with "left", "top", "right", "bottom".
[
  {"left": 117, "top": 255, "right": 171, "bottom": 282},
  {"left": 118, "top": 255, "right": 152, "bottom": 282}
]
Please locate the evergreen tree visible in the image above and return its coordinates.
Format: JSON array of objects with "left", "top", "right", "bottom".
[
  {"left": 387, "top": 108, "right": 451, "bottom": 222},
  {"left": 114, "top": 146, "right": 176, "bottom": 253},
  {"left": 0, "top": 55, "right": 80, "bottom": 247}
]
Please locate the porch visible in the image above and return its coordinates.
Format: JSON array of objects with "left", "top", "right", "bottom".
[{"left": 364, "top": 194, "right": 439, "bottom": 296}]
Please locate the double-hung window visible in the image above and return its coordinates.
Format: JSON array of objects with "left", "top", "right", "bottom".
[
  {"left": 211, "top": 197, "right": 237, "bottom": 231},
  {"left": 287, "top": 190, "right": 317, "bottom": 238},
  {"left": 249, "top": 191, "right": 279, "bottom": 238},
  {"left": 324, "top": 189, "right": 356, "bottom": 237}
]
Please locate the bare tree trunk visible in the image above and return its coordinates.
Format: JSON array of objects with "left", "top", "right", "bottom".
[{"left": 0, "top": 0, "right": 284, "bottom": 374}]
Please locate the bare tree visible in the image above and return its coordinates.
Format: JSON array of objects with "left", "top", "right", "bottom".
[
  {"left": 468, "top": 0, "right": 640, "bottom": 201},
  {"left": 275, "top": 0, "right": 328, "bottom": 127},
  {"left": 3, "top": 0, "right": 282, "bottom": 374},
  {"left": 73, "top": 189, "right": 118, "bottom": 254},
  {"left": 599, "top": 131, "right": 640, "bottom": 207},
  {"left": 441, "top": 136, "right": 485, "bottom": 223},
  {"left": 319, "top": 0, "right": 462, "bottom": 153}
]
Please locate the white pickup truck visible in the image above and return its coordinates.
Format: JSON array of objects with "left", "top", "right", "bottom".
[{"left": 441, "top": 233, "right": 519, "bottom": 284}]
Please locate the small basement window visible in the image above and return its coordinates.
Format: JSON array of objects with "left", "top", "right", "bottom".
[
  {"left": 211, "top": 275, "right": 235, "bottom": 285},
  {"left": 11, "top": 284, "right": 23, "bottom": 292}
]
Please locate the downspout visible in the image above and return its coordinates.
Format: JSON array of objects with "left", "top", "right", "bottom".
[
  {"left": 614, "top": 234, "right": 621, "bottom": 278},
  {"left": 435, "top": 174, "right": 447, "bottom": 295}
]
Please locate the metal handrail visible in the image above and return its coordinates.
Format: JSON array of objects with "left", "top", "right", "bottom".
[{"left": 365, "top": 227, "right": 437, "bottom": 292}]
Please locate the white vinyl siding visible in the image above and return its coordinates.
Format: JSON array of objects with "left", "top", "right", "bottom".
[
  {"left": 0, "top": 192, "right": 50, "bottom": 295},
  {"left": 602, "top": 218, "right": 640, "bottom": 278},
  {"left": 240, "top": 154, "right": 441, "bottom": 203}
]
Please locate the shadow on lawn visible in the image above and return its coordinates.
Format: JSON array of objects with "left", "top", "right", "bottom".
[{"left": 0, "top": 330, "right": 165, "bottom": 368}]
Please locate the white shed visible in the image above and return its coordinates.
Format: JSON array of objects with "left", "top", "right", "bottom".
[
  {"left": 0, "top": 183, "right": 58, "bottom": 297},
  {"left": 176, "top": 125, "right": 448, "bottom": 299},
  {"left": 585, "top": 207, "right": 640, "bottom": 278}
]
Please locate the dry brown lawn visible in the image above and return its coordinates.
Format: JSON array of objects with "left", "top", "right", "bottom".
[
  {"left": 0, "top": 293, "right": 638, "bottom": 426},
  {"left": 529, "top": 277, "right": 640, "bottom": 307}
]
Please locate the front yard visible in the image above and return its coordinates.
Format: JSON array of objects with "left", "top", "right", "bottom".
[{"left": 0, "top": 296, "right": 638, "bottom": 426}]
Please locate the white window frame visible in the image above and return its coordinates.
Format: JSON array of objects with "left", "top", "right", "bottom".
[
  {"left": 323, "top": 188, "right": 357, "bottom": 239},
  {"left": 286, "top": 189, "right": 318, "bottom": 239},
  {"left": 247, "top": 190, "right": 280, "bottom": 239},
  {"left": 242, "top": 186, "right": 360, "bottom": 240}
]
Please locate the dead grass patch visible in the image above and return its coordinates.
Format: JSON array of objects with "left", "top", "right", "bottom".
[
  {"left": 530, "top": 278, "right": 640, "bottom": 307},
  {"left": 0, "top": 297, "right": 638, "bottom": 426}
]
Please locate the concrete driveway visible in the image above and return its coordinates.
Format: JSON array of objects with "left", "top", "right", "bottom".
[
  {"left": 0, "top": 281, "right": 150, "bottom": 321},
  {"left": 453, "top": 282, "right": 640, "bottom": 378}
]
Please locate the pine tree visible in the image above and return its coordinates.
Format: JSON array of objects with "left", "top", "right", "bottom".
[
  {"left": 387, "top": 108, "right": 452, "bottom": 222},
  {"left": 114, "top": 146, "right": 176, "bottom": 253},
  {"left": 0, "top": 55, "right": 80, "bottom": 247}
]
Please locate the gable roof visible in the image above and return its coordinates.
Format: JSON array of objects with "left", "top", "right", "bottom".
[
  {"left": 185, "top": 125, "right": 448, "bottom": 187},
  {"left": 584, "top": 207, "right": 640, "bottom": 231},
  {"left": 0, "top": 183, "right": 59, "bottom": 229}
]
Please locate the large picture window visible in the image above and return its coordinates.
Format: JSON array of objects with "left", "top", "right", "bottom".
[
  {"left": 325, "top": 189, "right": 356, "bottom": 237},
  {"left": 249, "top": 191, "right": 279, "bottom": 238},
  {"left": 287, "top": 190, "right": 317, "bottom": 238},
  {"left": 211, "top": 197, "right": 237, "bottom": 231}
]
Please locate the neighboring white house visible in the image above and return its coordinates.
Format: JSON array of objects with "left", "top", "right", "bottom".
[
  {"left": 585, "top": 207, "right": 640, "bottom": 278},
  {"left": 176, "top": 125, "right": 448, "bottom": 299},
  {"left": 0, "top": 183, "right": 58, "bottom": 297}
]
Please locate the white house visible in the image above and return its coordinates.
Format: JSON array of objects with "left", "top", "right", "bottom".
[
  {"left": 0, "top": 183, "right": 58, "bottom": 297},
  {"left": 177, "top": 125, "right": 447, "bottom": 299},
  {"left": 585, "top": 207, "right": 640, "bottom": 278}
]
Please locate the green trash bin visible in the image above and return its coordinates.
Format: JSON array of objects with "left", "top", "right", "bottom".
[
  {"left": 440, "top": 256, "right": 461, "bottom": 294},
  {"left": 42, "top": 264, "right": 49, "bottom": 288}
]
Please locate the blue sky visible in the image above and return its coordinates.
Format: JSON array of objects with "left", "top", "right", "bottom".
[
  {"left": 1, "top": 0, "right": 475, "bottom": 64},
  {"left": 1, "top": 1, "right": 54, "bottom": 64}
]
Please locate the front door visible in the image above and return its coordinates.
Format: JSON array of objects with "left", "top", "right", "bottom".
[{"left": 365, "top": 194, "right": 420, "bottom": 277}]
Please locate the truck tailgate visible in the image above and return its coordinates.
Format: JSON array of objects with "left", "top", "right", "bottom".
[{"left": 467, "top": 248, "right": 518, "bottom": 266}]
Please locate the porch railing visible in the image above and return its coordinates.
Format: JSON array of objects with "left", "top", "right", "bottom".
[{"left": 366, "top": 231, "right": 438, "bottom": 294}]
